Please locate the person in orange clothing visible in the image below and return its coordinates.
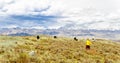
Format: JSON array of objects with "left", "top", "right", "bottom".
[{"left": 86, "top": 38, "right": 91, "bottom": 50}]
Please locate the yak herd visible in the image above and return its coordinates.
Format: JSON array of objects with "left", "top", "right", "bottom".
[{"left": 36, "top": 35, "right": 79, "bottom": 41}]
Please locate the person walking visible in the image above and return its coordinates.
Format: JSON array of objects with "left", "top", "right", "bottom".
[{"left": 86, "top": 38, "right": 91, "bottom": 50}]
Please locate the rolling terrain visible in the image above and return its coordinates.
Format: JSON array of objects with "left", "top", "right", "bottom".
[{"left": 0, "top": 35, "right": 120, "bottom": 63}]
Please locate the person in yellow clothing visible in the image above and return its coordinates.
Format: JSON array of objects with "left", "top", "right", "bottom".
[{"left": 86, "top": 38, "right": 91, "bottom": 50}]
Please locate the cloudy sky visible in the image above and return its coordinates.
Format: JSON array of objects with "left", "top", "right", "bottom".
[{"left": 0, "top": 0, "right": 120, "bottom": 30}]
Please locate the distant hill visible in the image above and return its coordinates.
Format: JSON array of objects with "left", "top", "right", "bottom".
[{"left": 8, "top": 33, "right": 31, "bottom": 36}]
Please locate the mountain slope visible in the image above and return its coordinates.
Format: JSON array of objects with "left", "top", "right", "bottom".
[{"left": 0, "top": 36, "right": 120, "bottom": 63}]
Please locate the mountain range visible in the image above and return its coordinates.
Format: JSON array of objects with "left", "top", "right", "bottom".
[{"left": 0, "top": 27, "right": 120, "bottom": 40}]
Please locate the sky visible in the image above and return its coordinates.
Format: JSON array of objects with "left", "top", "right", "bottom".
[{"left": 0, "top": 0, "right": 120, "bottom": 30}]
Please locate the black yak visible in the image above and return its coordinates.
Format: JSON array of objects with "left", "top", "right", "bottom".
[
  {"left": 37, "top": 35, "right": 40, "bottom": 40},
  {"left": 54, "top": 36, "right": 57, "bottom": 38},
  {"left": 74, "top": 37, "right": 78, "bottom": 41}
]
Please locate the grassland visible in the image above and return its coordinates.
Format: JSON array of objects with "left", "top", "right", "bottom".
[{"left": 0, "top": 35, "right": 120, "bottom": 63}]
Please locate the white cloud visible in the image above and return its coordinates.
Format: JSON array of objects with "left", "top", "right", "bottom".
[
  {"left": 3, "top": 25, "right": 18, "bottom": 28},
  {"left": 0, "top": 0, "right": 120, "bottom": 15},
  {"left": 31, "top": 26, "right": 45, "bottom": 29},
  {"left": 0, "top": 0, "right": 120, "bottom": 30},
  {"left": 1, "top": 0, "right": 50, "bottom": 15}
]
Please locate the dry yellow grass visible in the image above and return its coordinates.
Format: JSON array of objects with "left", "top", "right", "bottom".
[{"left": 0, "top": 35, "right": 120, "bottom": 63}]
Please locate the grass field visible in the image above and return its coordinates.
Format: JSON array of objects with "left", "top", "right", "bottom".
[{"left": 0, "top": 35, "right": 120, "bottom": 63}]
